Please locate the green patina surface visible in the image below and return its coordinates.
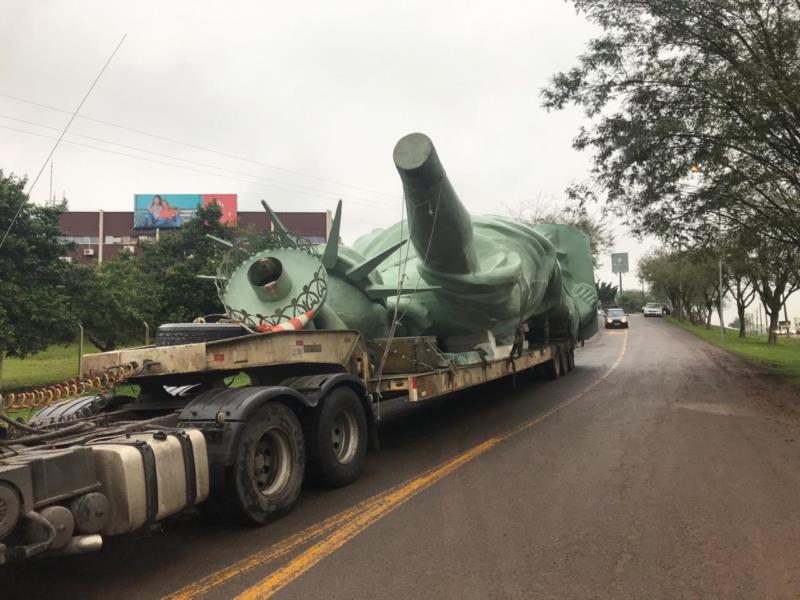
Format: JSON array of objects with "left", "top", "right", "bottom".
[{"left": 221, "top": 133, "right": 598, "bottom": 347}]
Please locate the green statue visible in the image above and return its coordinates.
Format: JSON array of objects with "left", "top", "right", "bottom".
[{"left": 216, "top": 133, "right": 598, "bottom": 351}]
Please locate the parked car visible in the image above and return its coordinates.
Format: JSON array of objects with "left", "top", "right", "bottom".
[
  {"left": 643, "top": 302, "right": 666, "bottom": 317},
  {"left": 605, "top": 308, "right": 629, "bottom": 328}
]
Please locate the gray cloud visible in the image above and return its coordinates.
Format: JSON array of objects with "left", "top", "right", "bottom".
[{"left": 1, "top": 0, "right": 654, "bottom": 285}]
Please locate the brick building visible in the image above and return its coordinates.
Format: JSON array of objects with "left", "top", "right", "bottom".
[{"left": 58, "top": 210, "right": 332, "bottom": 264}]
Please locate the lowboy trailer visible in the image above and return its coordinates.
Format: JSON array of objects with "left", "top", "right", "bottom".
[{"left": 0, "top": 326, "right": 575, "bottom": 564}]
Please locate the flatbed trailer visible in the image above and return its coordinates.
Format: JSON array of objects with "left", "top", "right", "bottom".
[{"left": 0, "top": 328, "right": 574, "bottom": 564}]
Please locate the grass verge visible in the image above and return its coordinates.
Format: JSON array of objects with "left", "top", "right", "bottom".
[
  {"left": 1, "top": 343, "right": 99, "bottom": 392},
  {"left": 666, "top": 317, "right": 800, "bottom": 383}
]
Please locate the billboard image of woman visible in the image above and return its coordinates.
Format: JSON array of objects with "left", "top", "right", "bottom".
[{"left": 134, "top": 194, "right": 237, "bottom": 229}]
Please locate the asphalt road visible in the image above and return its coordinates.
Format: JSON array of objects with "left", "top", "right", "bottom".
[{"left": 5, "top": 315, "right": 800, "bottom": 599}]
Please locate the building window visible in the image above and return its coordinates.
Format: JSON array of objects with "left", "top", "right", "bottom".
[{"left": 59, "top": 235, "right": 100, "bottom": 245}]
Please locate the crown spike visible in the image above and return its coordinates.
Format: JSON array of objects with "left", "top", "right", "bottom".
[
  {"left": 322, "top": 199, "right": 343, "bottom": 269},
  {"left": 261, "top": 200, "right": 289, "bottom": 236},
  {"left": 346, "top": 239, "right": 407, "bottom": 282}
]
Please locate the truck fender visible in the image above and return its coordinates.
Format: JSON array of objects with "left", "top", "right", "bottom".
[
  {"left": 178, "top": 386, "right": 312, "bottom": 480},
  {"left": 279, "top": 374, "right": 379, "bottom": 452},
  {"left": 179, "top": 385, "right": 312, "bottom": 423}
]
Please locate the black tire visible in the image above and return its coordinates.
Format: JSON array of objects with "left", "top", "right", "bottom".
[
  {"left": 544, "top": 350, "right": 561, "bottom": 380},
  {"left": 214, "top": 402, "right": 304, "bottom": 524},
  {"left": 155, "top": 323, "right": 249, "bottom": 347},
  {"left": 566, "top": 346, "right": 575, "bottom": 371},
  {"left": 306, "top": 387, "right": 368, "bottom": 487}
]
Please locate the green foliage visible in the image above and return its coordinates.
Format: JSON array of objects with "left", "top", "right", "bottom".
[
  {"left": 511, "top": 200, "right": 615, "bottom": 269},
  {"left": 726, "top": 229, "right": 800, "bottom": 343},
  {"left": 139, "top": 202, "right": 230, "bottom": 324},
  {"left": 639, "top": 248, "right": 720, "bottom": 326},
  {"left": 68, "top": 203, "right": 235, "bottom": 352},
  {"left": 0, "top": 171, "right": 76, "bottom": 363},
  {"left": 543, "top": 1, "right": 800, "bottom": 247},
  {"left": 615, "top": 290, "right": 652, "bottom": 313},
  {"left": 596, "top": 280, "right": 617, "bottom": 305},
  {"left": 66, "top": 253, "right": 155, "bottom": 352},
  {"left": 0, "top": 188, "right": 237, "bottom": 389}
]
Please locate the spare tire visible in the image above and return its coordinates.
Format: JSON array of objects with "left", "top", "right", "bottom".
[{"left": 155, "top": 323, "right": 249, "bottom": 347}]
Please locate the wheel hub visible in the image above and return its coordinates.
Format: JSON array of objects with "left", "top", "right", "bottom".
[
  {"left": 331, "top": 409, "right": 359, "bottom": 464},
  {"left": 252, "top": 428, "right": 292, "bottom": 497}
]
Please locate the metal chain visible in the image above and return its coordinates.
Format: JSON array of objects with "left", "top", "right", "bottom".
[{"left": 0, "top": 361, "right": 140, "bottom": 412}]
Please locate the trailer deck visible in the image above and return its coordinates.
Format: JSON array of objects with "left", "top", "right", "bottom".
[{"left": 80, "top": 329, "right": 560, "bottom": 405}]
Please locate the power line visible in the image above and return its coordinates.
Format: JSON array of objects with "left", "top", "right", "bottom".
[
  {"left": 0, "top": 93, "right": 398, "bottom": 199},
  {"left": 0, "top": 124, "right": 398, "bottom": 210},
  {"left": 0, "top": 113, "right": 396, "bottom": 208},
  {"left": 0, "top": 34, "right": 127, "bottom": 252}
]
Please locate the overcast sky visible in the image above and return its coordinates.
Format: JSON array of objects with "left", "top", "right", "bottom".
[{"left": 1, "top": 0, "right": 658, "bottom": 289}]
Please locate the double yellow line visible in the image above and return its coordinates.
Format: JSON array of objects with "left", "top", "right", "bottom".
[{"left": 166, "top": 330, "right": 628, "bottom": 600}]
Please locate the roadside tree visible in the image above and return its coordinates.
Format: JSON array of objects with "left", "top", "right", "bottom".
[
  {"left": 66, "top": 254, "right": 157, "bottom": 352},
  {"left": 721, "top": 231, "right": 758, "bottom": 338},
  {"left": 139, "top": 202, "right": 231, "bottom": 324},
  {"left": 543, "top": 0, "right": 800, "bottom": 246},
  {"left": 0, "top": 171, "right": 76, "bottom": 387},
  {"left": 596, "top": 280, "right": 617, "bottom": 306},
  {"left": 511, "top": 200, "right": 615, "bottom": 270},
  {"left": 740, "top": 235, "right": 800, "bottom": 344}
]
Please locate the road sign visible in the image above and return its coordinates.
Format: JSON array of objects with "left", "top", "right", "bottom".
[{"left": 611, "top": 252, "right": 629, "bottom": 274}]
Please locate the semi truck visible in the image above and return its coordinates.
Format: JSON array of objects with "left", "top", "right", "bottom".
[{"left": 0, "top": 132, "right": 597, "bottom": 563}]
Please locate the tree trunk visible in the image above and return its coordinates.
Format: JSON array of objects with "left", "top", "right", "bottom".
[
  {"left": 768, "top": 308, "right": 781, "bottom": 345},
  {"left": 737, "top": 303, "right": 746, "bottom": 338}
]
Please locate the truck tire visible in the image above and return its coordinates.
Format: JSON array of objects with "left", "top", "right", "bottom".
[
  {"left": 306, "top": 386, "right": 367, "bottom": 487},
  {"left": 544, "top": 351, "right": 561, "bottom": 380},
  {"left": 155, "top": 323, "right": 248, "bottom": 347},
  {"left": 216, "top": 401, "right": 305, "bottom": 524},
  {"left": 566, "top": 346, "right": 575, "bottom": 371}
]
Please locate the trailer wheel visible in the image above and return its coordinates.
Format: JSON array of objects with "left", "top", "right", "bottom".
[
  {"left": 217, "top": 401, "right": 304, "bottom": 524},
  {"left": 307, "top": 387, "right": 367, "bottom": 487},
  {"left": 566, "top": 346, "right": 575, "bottom": 372},
  {"left": 544, "top": 351, "right": 561, "bottom": 380}
]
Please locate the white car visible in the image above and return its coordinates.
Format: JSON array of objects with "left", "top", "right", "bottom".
[{"left": 643, "top": 303, "right": 665, "bottom": 317}]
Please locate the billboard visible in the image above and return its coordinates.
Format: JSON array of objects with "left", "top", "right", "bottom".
[
  {"left": 202, "top": 194, "right": 237, "bottom": 226},
  {"left": 134, "top": 194, "right": 237, "bottom": 229}
]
